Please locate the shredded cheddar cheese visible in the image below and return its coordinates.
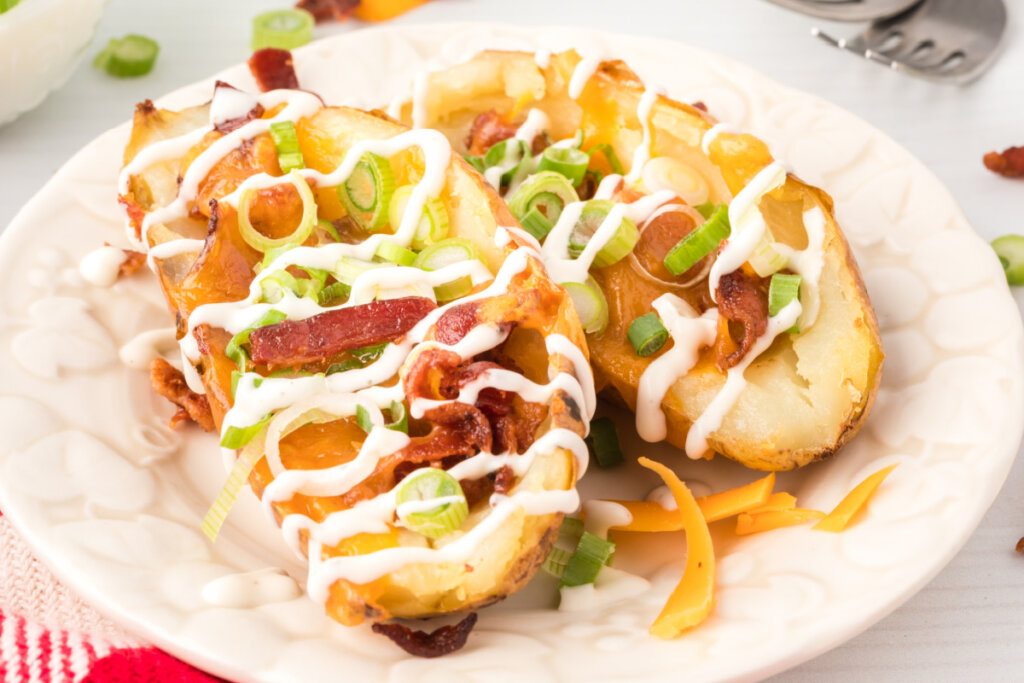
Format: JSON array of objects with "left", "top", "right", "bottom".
[
  {"left": 742, "top": 491, "right": 797, "bottom": 516},
  {"left": 637, "top": 457, "right": 715, "bottom": 639},
  {"left": 813, "top": 463, "right": 899, "bottom": 532},
  {"left": 735, "top": 508, "right": 826, "bottom": 536}
]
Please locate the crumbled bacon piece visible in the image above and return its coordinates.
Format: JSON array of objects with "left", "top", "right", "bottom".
[
  {"left": 119, "top": 195, "right": 147, "bottom": 242},
  {"left": 493, "top": 465, "right": 515, "bottom": 495},
  {"left": 1016, "top": 536, "right": 1024, "bottom": 553},
  {"left": 984, "top": 146, "right": 1024, "bottom": 178},
  {"left": 114, "top": 246, "right": 146, "bottom": 277},
  {"left": 150, "top": 358, "right": 215, "bottom": 432},
  {"left": 465, "top": 110, "right": 520, "bottom": 156},
  {"left": 212, "top": 82, "right": 266, "bottom": 134},
  {"left": 372, "top": 612, "right": 478, "bottom": 658},
  {"left": 248, "top": 48, "right": 299, "bottom": 92},
  {"left": 248, "top": 297, "right": 436, "bottom": 367},
  {"left": 296, "top": 0, "right": 360, "bottom": 22},
  {"left": 691, "top": 101, "right": 708, "bottom": 112},
  {"left": 715, "top": 270, "right": 769, "bottom": 370}
]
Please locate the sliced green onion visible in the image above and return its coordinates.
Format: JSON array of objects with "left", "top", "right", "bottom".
[
  {"left": 463, "top": 154, "right": 486, "bottom": 174},
  {"left": 259, "top": 269, "right": 323, "bottom": 303},
  {"left": 395, "top": 468, "right": 469, "bottom": 539},
  {"left": 387, "top": 401, "right": 408, "bottom": 434},
  {"left": 563, "top": 277, "right": 609, "bottom": 335},
  {"left": 355, "top": 404, "right": 374, "bottom": 433},
  {"left": 316, "top": 219, "right": 342, "bottom": 243},
  {"left": 559, "top": 532, "right": 615, "bottom": 587},
  {"left": 239, "top": 171, "right": 317, "bottom": 253},
  {"left": 94, "top": 35, "right": 159, "bottom": 78},
  {"left": 588, "top": 144, "right": 624, "bottom": 175},
  {"left": 663, "top": 203, "right": 731, "bottom": 276},
  {"left": 569, "top": 200, "right": 639, "bottom": 268},
  {"left": 251, "top": 8, "right": 314, "bottom": 51},
  {"left": 338, "top": 152, "right": 395, "bottom": 232},
  {"left": 542, "top": 516, "right": 587, "bottom": 577},
  {"left": 507, "top": 171, "right": 578, "bottom": 230},
  {"left": 434, "top": 275, "right": 474, "bottom": 302},
  {"left": 225, "top": 309, "right": 287, "bottom": 371},
  {"left": 543, "top": 546, "right": 575, "bottom": 578},
  {"left": 693, "top": 200, "right": 717, "bottom": 220},
  {"left": 317, "top": 281, "right": 350, "bottom": 306},
  {"left": 991, "top": 235, "right": 1024, "bottom": 286},
  {"left": 326, "top": 343, "right": 387, "bottom": 374},
  {"left": 483, "top": 139, "right": 531, "bottom": 185},
  {"left": 520, "top": 207, "right": 555, "bottom": 241},
  {"left": 388, "top": 184, "right": 450, "bottom": 249},
  {"left": 586, "top": 417, "right": 624, "bottom": 468},
  {"left": 627, "top": 312, "right": 669, "bottom": 357},
  {"left": 769, "top": 273, "right": 802, "bottom": 334},
  {"left": 413, "top": 237, "right": 479, "bottom": 271},
  {"left": 641, "top": 157, "right": 710, "bottom": 205},
  {"left": 375, "top": 241, "right": 417, "bottom": 267},
  {"left": 538, "top": 147, "right": 590, "bottom": 186},
  {"left": 220, "top": 414, "right": 273, "bottom": 449},
  {"left": 269, "top": 121, "right": 304, "bottom": 173},
  {"left": 201, "top": 446, "right": 264, "bottom": 542},
  {"left": 333, "top": 256, "right": 389, "bottom": 286},
  {"left": 0, "top": 0, "right": 21, "bottom": 14},
  {"left": 748, "top": 233, "right": 788, "bottom": 278}
]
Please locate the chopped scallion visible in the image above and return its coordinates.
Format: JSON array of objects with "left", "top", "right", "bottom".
[
  {"left": 94, "top": 35, "right": 159, "bottom": 78},
  {"left": 588, "top": 144, "right": 624, "bottom": 175},
  {"left": 338, "top": 152, "right": 395, "bottom": 232},
  {"left": 586, "top": 417, "right": 624, "bottom": 468},
  {"left": 375, "top": 241, "right": 417, "bottom": 267},
  {"left": 569, "top": 200, "right": 639, "bottom": 268},
  {"left": 663, "top": 203, "right": 730, "bottom": 276},
  {"left": 559, "top": 532, "right": 615, "bottom": 587},
  {"left": 395, "top": 468, "right": 469, "bottom": 539},
  {"left": 269, "top": 121, "right": 304, "bottom": 173},
  {"left": 238, "top": 171, "right": 318, "bottom": 253},
  {"left": 562, "top": 277, "right": 609, "bottom": 335},
  {"left": 768, "top": 273, "right": 802, "bottom": 333},
  {"left": 627, "top": 312, "right": 669, "bottom": 357},
  {"left": 483, "top": 139, "right": 531, "bottom": 185},
  {"left": 224, "top": 309, "right": 287, "bottom": 371},
  {"left": 991, "top": 235, "right": 1024, "bottom": 286},
  {"left": 538, "top": 146, "right": 590, "bottom": 186},
  {"left": 413, "top": 237, "right": 479, "bottom": 271},
  {"left": 388, "top": 184, "right": 449, "bottom": 249},
  {"left": 220, "top": 414, "right": 273, "bottom": 449},
  {"left": 251, "top": 9, "right": 314, "bottom": 51}
]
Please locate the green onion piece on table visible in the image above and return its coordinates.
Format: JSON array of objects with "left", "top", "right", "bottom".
[
  {"left": 559, "top": 532, "right": 616, "bottom": 588},
  {"left": 238, "top": 171, "right": 318, "bottom": 252},
  {"left": 0, "top": 0, "right": 22, "bottom": 14},
  {"left": 663, "top": 203, "right": 731, "bottom": 276},
  {"left": 627, "top": 312, "right": 669, "bottom": 357},
  {"left": 395, "top": 468, "right": 469, "bottom": 539},
  {"left": 251, "top": 9, "right": 314, "bottom": 51},
  {"left": 413, "top": 237, "right": 480, "bottom": 271},
  {"left": 269, "top": 121, "right": 305, "bottom": 173},
  {"left": 991, "top": 235, "right": 1024, "bottom": 286},
  {"left": 586, "top": 417, "right": 624, "bottom": 468},
  {"left": 768, "top": 273, "right": 802, "bottom": 333},
  {"left": 388, "top": 184, "right": 450, "bottom": 249},
  {"left": 562, "top": 277, "right": 609, "bottom": 335},
  {"left": 94, "top": 35, "right": 160, "bottom": 78},
  {"left": 338, "top": 152, "right": 395, "bottom": 232},
  {"left": 542, "top": 517, "right": 586, "bottom": 577},
  {"left": 568, "top": 199, "right": 639, "bottom": 268},
  {"left": 537, "top": 147, "right": 590, "bottom": 186}
]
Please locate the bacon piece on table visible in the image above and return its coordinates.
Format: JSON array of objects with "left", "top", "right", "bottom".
[
  {"left": 715, "top": 270, "right": 769, "bottom": 371},
  {"left": 248, "top": 296, "right": 437, "bottom": 367},
  {"left": 248, "top": 48, "right": 300, "bottom": 92},
  {"left": 372, "top": 612, "right": 478, "bottom": 658},
  {"left": 150, "top": 358, "right": 215, "bottom": 431},
  {"left": 984, "top": 146, "right": 1024, "bottom": 178},
  {"left": 296, "top": 0, "right": 360, "bottom": 22}
]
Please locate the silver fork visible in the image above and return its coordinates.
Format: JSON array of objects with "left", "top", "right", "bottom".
[
  {"left": 812, "top": 0, "right": 1008, "bottom": 84},
  {"left": 764, "top": 0, "right": 923, "bottom": 23}
]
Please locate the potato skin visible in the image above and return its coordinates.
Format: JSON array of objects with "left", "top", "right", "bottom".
[
  {"left": 401, "top": 50, "right": 883, "bottom": 472},
  {"left": 126, "top": 102, "right": 590, "bottom": 624}
]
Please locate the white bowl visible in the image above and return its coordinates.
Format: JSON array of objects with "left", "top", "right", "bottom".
[{"left": 0, "top": 0, "right": 108, "bottom": 126}]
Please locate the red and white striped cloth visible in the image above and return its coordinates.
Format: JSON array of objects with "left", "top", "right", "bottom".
[{"left": 0, "top": 512, "right": 222, "bottom": 682}]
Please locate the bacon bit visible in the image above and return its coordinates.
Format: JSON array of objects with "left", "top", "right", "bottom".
[
  {"left": 248, "top": 48, "right": 299, "bottom": 92},
  {"left": 1016, "top": 537, "right": 1024, "bottom": 553},
  {"left": 372, "top": 612, "right": 478, "bottom": 658},
  {"left": 984, "top": 146, "right": 1024, "bottom": 178},
  {"left": 149, "top": 358, "right": 215, "bottom": 432},
  {"left": 632, "top": 209, "right": 703, "bottom": 283},
  {"left": 249, "top": 297, "right": 436, "bottom": 366},
  {"left": 715, "top": 270, "right": 769, "bottom": 370},
  {"left": 213, "top": 82, "right": 266, "bottom": 134},
  {"left": 691, "top": 101, "right": 708, "bottom": 112},
  {"left": 466, "top": 110, "right": 520, "bottom": 156},
  {"left": 434, "top": 301, "right": 484, "bottom": 345},
  {"left": 493, "top": 465, "right": 515, "bottom": 495},
  {"left": 296, "top": 0, "right": 360, "bottom": 22},
  {"left": 459, "top": 475, "right": 493, "bottom": 508},
  {"left": 119, "top": 195, "right": 147, "bottom": 242},
  {"left": 112, "top": 246, "right": 146, "bottom": 277}
]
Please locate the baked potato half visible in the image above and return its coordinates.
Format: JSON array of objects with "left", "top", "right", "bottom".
[
  {"left": 394, "top": 50, "right": 882, "bottom": 471},
  {"left": 118, "top": 82, "right": 593, "bottom": 626}
]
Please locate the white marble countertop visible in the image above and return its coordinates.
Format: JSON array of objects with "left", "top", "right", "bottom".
[{"left": 2, "top": 0, "right": 1023, "bottom": 679}]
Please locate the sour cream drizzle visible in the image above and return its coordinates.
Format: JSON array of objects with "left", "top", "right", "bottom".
[{"left": 116, "top": 83, "right": 595, "bottom": 601}]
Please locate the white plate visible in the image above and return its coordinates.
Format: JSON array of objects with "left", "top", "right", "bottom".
[{"left": 0, "top": 23, "right": 1021, "bottom": 683}]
